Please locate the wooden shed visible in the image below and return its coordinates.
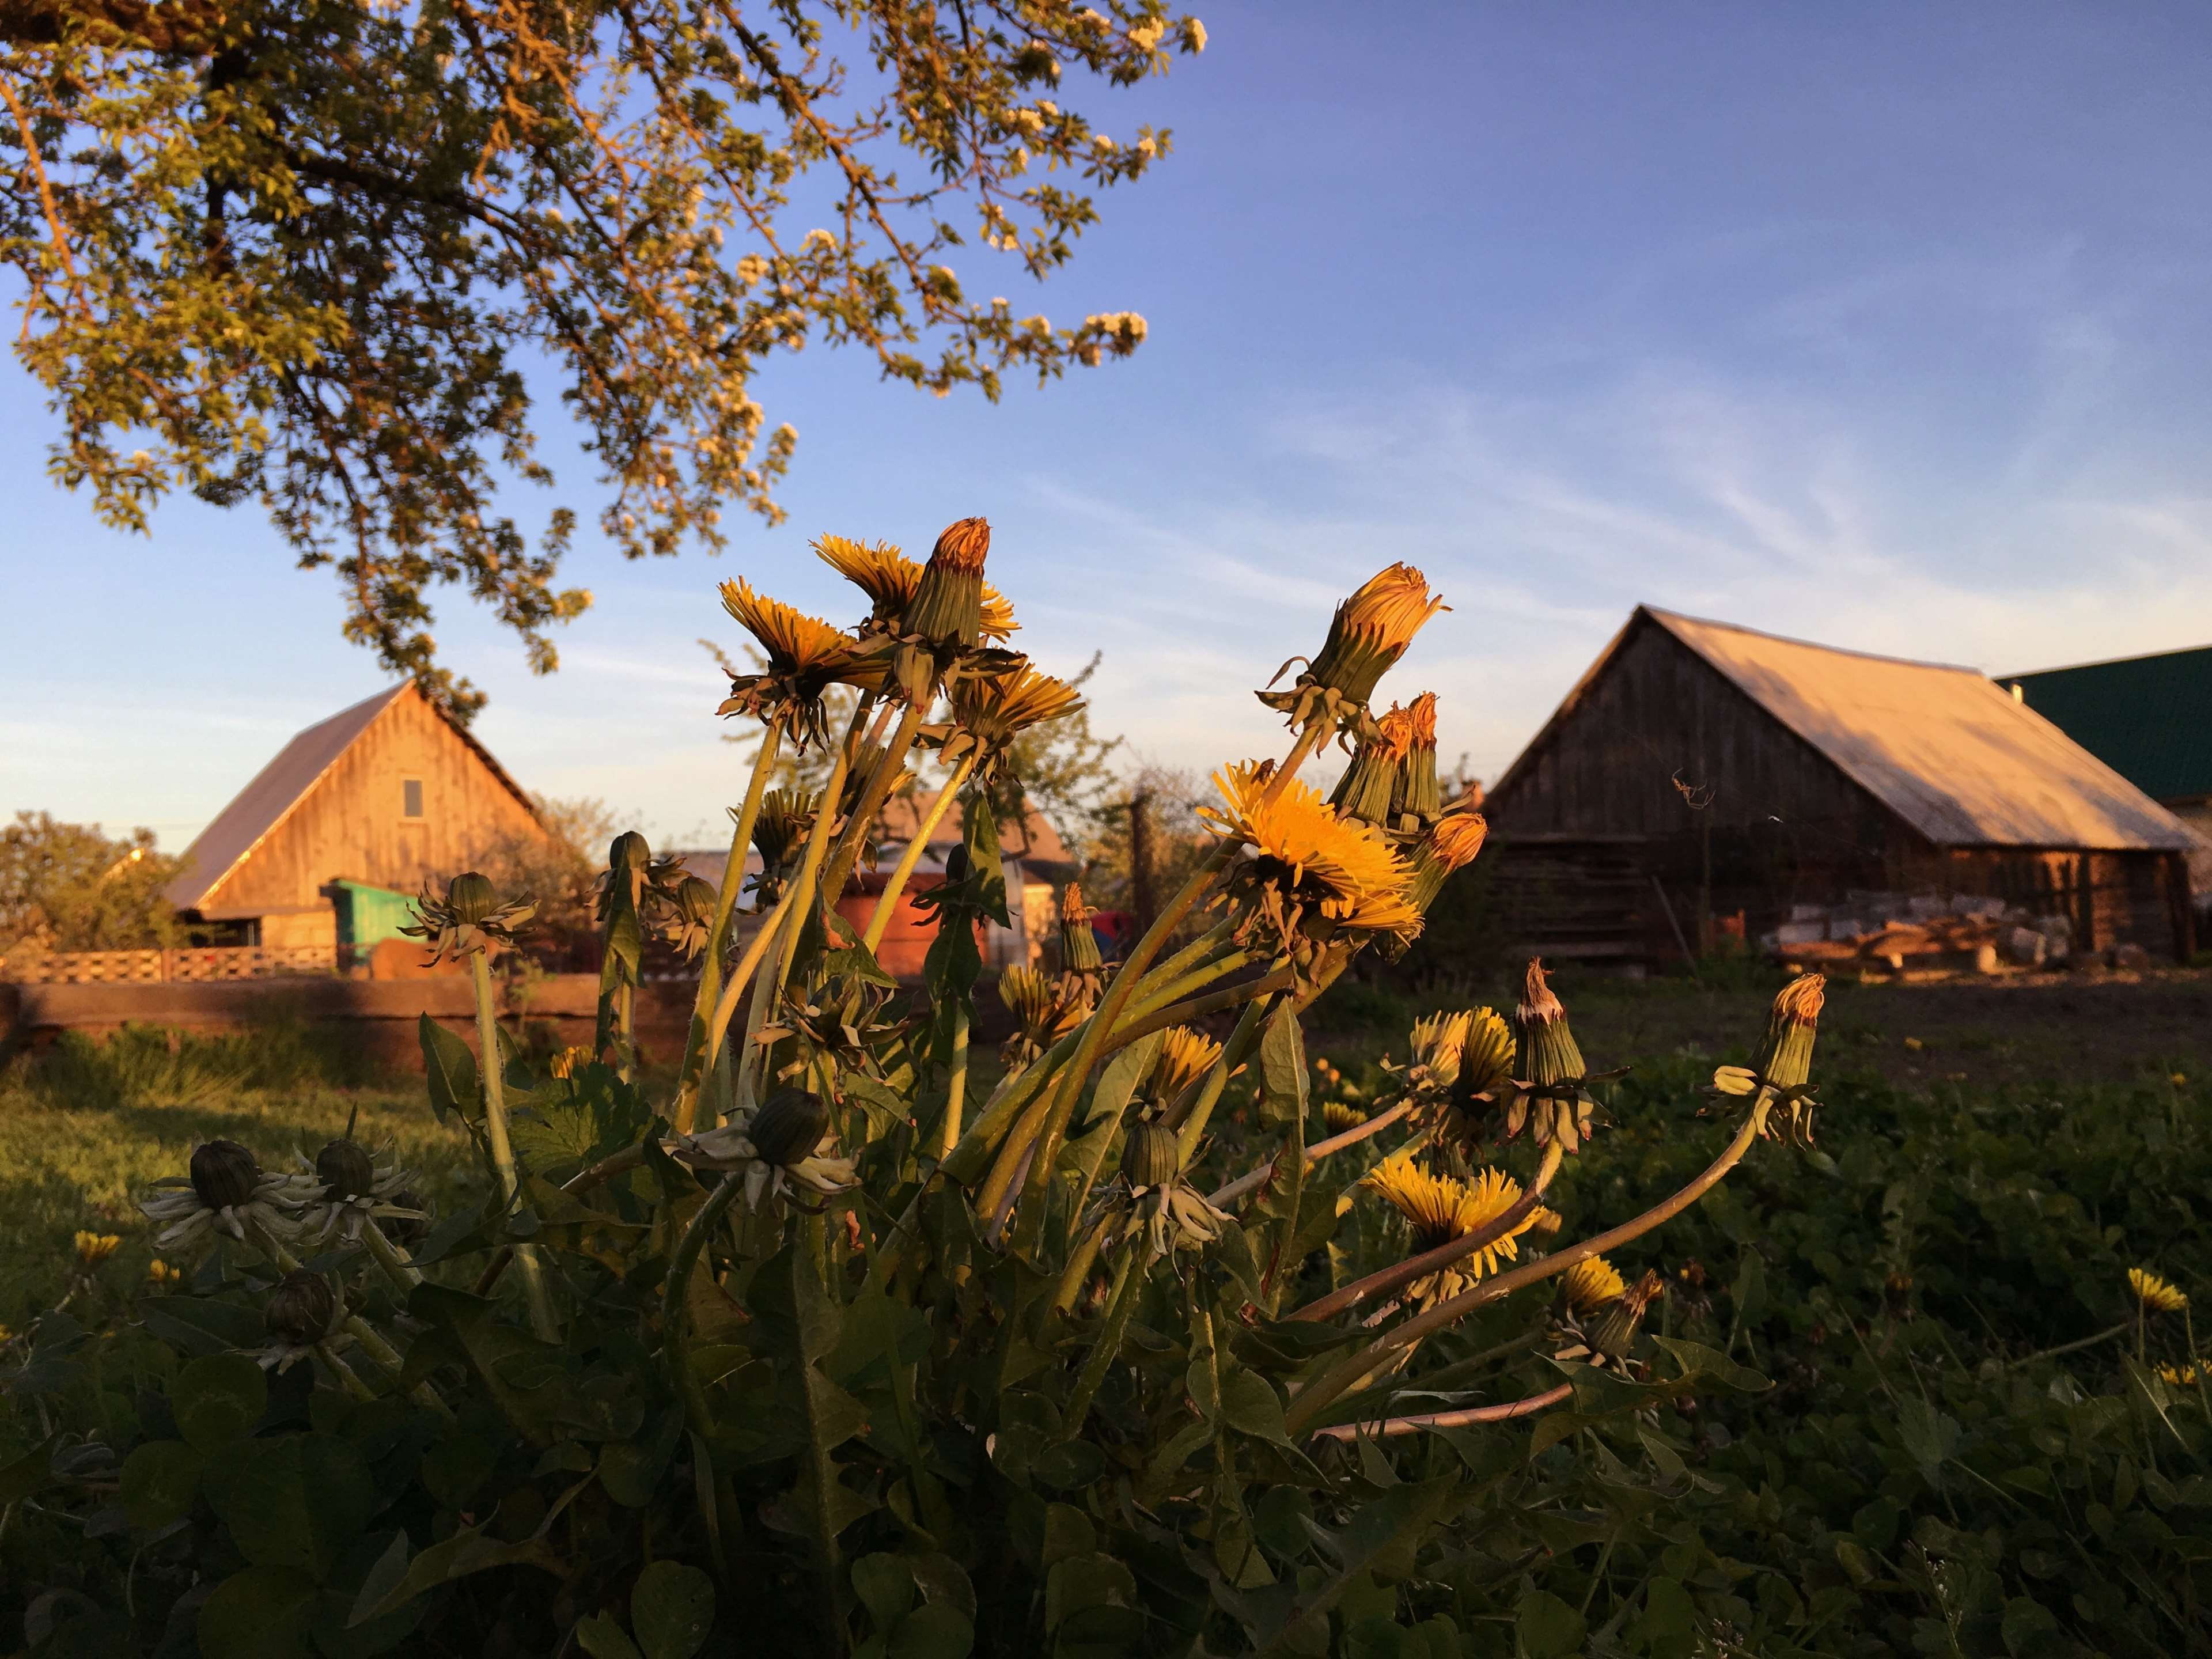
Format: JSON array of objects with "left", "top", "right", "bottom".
[
  {"left": 1483, "top": 608, "right": 2200, "bottom": 967},
  {"left": 164, "top": 684, "right": 549, "bottom": 958}
]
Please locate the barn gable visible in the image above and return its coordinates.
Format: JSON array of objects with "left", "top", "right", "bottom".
[{"left": 165, "top": 684, "right": 544, "bottom": 935}]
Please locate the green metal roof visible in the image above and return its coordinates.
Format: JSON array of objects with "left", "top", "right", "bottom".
[{"left": 2007, "top": 645, "right": 2212, "bottom": 804}]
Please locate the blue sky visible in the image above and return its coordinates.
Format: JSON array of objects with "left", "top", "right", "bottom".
[{"left": 7, "top": 1, "right": 2212, "bottom": 849}]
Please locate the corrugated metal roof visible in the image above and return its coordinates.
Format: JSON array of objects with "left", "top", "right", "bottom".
[
  {"left": 1643, "top": 609, "right": 2199, "bottom": 852},
  {"left": 2003, "top": 645, "right": 2212, "bottom": 804},
  {"left": 164, "top": 684, "right": 539, "bottom": 913}
]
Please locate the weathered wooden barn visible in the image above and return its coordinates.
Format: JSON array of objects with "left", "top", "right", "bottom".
[
  {"left": 1483, "top": 608, "right": 2200, "bottom": 967},
  {"left": 164, "top": 684, "right": 549, "bottom": 958}
]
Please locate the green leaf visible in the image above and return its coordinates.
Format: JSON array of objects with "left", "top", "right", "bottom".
[
  {"left": 576, "top": 1613, "right": 646, "bottom": 1659},
  {"left": 349, "top": 1523, "right": 560, "bottom": 1626},
  {"left": 853, "top": 1554, "right": 919, "bottom": 1630},
  {"left": 1220, "top": 1371, "right": 1293, "bottom": 1445},
  {"left": 1245, "top": 1477, "right": 1461, "bottom": 1657},
  {"left": 202, "top": 1433, "right": 374, "bottom": 1582},
  {"left": 0, "top": 1435, "right": 56, "bottom": 1506},
  {"left": 120, "top": 1439, "right": 203, "bottom": 1531},
  {"left": 198, "top": 1565, "right": 320, "bottom": 1659},
  {"left": 1342, "top": 1618, "right": 1411, "bottom": 1659},
  {"left": 313, "top": 1532, "right": 431, "bottom": 1659},
  {"left": 137, "top": 1294, "right": 268, "bottom": 1357},
  {"left": 1638, "top": 1577, "right": 1698, "bottom": 1659},
  {"left": 1514, "top": 1589, "right": 1586, "bottom": 1659},
  {"left": 631, "top": 1560, "right": 715, "bottom": 1659},
  {"left": 419, "top": 1013, "right": 483, "bottom": 1125},
  {"left": 1257, "top": 998, "right": 1309, "bottom": 1128},
  {"left": 173, "top": 1353, "right": 268, "bottom": 1452},
  {"left": 2001, "top": 1595, "right": 2063, "bottom": 1658},
  {"left": 599, "top": 1409, "right": 685, "bottom": 1508},
  {"left": 886, "top": 1601, "right": 974, "bottom": 1659}
]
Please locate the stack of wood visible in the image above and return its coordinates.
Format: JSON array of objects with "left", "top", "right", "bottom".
[{"left": 1770, "top": 895, "right": 2069, "bottom": 978}]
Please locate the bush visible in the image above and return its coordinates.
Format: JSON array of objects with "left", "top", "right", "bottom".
[{"left": 0, "top": 813, "right": 183, "bottom": 957}]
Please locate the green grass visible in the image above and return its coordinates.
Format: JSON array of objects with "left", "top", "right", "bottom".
[{"left": 0, "top": 1025, "right": 479, "bottom": 1328}]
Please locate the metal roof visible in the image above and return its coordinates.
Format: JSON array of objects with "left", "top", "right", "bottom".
[
  {"left": 1639, "top": 609, "right": 2198, "bottom": 851},
  {"left": 2003, "top": 644, "right": 2212, "bottom": 805},
  {"left": 164, "top": 684, "right": 539, "bottom": 912}
]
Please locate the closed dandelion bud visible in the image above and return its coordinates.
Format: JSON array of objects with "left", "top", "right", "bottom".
[
  {"left": 749, "top": 1089, "right": 830, "bottom": 1166},
  {"left": 903, "top": 517, "right": 991, "bottom": 647},
  {"left": 1306, "top": 564, "right": 1448, "bottom": 706},
  {"left": 315, "top": 1137, "right": 376, "bottom": 1202},
  {"left": 1123, "top": 1122, "right": 1181, "bottom": 1189},
  {"left": 1395, "top": 692, "right": 1442, "bottom": 824},
  {"left": 265, "top": 1271, "right": 337, "bottom": 1347},
  {"left": 1590, "top": 1270, "right": 1665, "bottom": 1359},
  {"left": 446, "top": 871, "right": 498, "bottom": 924},
  {"left": 611, "top": 830, "right": 653, "bottom": 872},
  {"left": 1517, "top": 960, "right": 1584, "bottom": 1085},
  {"left": 1403, "top": 807, "right": 1487, "bottom": 914},
  {"left": 675, "top": 876, "right": 718, "bottom": 927},
  {"left": 1756, "top": 973, "right": 1825, "bottom": 1090},
  {"left": 1059, "top": 882, "right": 1102, "bottom": 975},
  {"left": 1330, "top": 707, "right": 1410, "bottom": 826},
  {"left": 190, "top": 1139, "right": 262, "bottom": 1212}
]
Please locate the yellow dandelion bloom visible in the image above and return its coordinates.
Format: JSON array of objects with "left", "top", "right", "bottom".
[
  {"left": 1409, "top": 1009, "right": 1473, "bottom": 1084},
  {"left": 1406, "top": 690, "right": 1438, "bottom": 749},
  {"left": 146, "top": 1259, "right": 185, "bottom": 1289},
  {"left": 718, "top": 578, "right": 859, "bottom": 676},
  {"left": 1199, "top": 762, "right": 1415, "bottom": 930},
  {"left": 1153, "top": 1026, "right": 1225, "bottom": 1104},
  {"left": 1561, "top": 1255, "right": 1627, "bottom": 1315},
  {"left": 946, "top": 658, "right": 1085, "bottom": 765},
  {"left": 548, "top": 1044, "right": 593, "bottom": 1080},
  {"left": 1360, "top": 1156, "right": 1535, "bottom": 1279},
  {"left": 75, "top": 1231, "right": 122, "bottom": 1267},
  {"left": 2159, "top": 1362, "right": 2201, "bottom": 1387},
  {"left": 1372, "top": 702, "right": 1417, "bottom": 761},
  {"left": 1321, "top": 1100, "right": 1368, "bottom": 1132},
  {"left": 2130, "top": 1267, "right": 2188, "bottom": 1314}
]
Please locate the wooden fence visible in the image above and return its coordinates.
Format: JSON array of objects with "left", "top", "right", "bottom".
[{"left": 1, "top": 945, "right": 339, "bottom": 986}]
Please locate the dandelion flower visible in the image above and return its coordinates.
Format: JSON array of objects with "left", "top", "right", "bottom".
[
  {"left": 813, "top": 533, "right": 1016, "bottom": 642},
  {"left": 1407, "top": 1009, "right": 1472, "bottom": 1092},
  {"left": 255, "top": 1271, "right": 345, "bottom": 1374},
  {"left": 399, "top": 871, "right": 535, "bottom": 964},
  {"left": 2159, "top": 1362, "right": 2201, "bottom": 1387},
  {"left": 1321, "top": 1100, "right": 1368, "bottom": 1132},
  {"left": 716, "top": 578, "right": 870, "bottom": 746},
  {"left": 1560, "top": 1255, "right": 1627, "bottom": 1315},
  {"left": 1361, "top": 1155, "right": 1536, "bottom": 1305},
  {"left": 1199, "top": 762, "right": 1421, "bottom": 952},
  {"left": 670, "top": 1089, "right": 858, "bottom": 1217},
  {"left": 145, "top": 1259, "right": 184, "bottom": 1289},
  {"left": 1395, "top": 691, "right": 1444, "bottom": 824},
  {"left": 939, "top": 656, "right": 1084, "bottom": 778},
  {"left": 293, "top": 1134, "right": 426, "bottom": 1247},
  {"left": 1152, "top": 1026, "right": 1225, "bottom": 1105},
  {"left": 139, "top": 1140, "right": 308, "bottom": 1253},
  {"left": 2130, "top": 1267, "right": 2188, "bottom": 1314},
  {"left": 74, "top": 1231, "right": 122, "bottom": 1268}
]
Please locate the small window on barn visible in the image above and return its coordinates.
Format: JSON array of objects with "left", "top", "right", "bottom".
[{"left": 402, "top": 778, "right": 425, "bottom": 820}]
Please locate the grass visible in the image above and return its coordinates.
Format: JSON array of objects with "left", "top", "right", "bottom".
[{"left": 0, "top": 1023, "right": 480, "bottom": 1328}]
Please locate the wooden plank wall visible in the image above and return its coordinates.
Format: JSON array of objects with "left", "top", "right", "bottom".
[{"left": 207, "top": 689, "right": 547, "bottom": 918}]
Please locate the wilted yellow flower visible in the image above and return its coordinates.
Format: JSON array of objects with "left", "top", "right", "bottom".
[
  {"left": 2130, "top": 1267, "right": 2188, "bottom": 1314},
  {"left": 1059, "top": 880, "right": 1103, "bottom": 980},
  {"left": 940, "top": 656, "right": 1084, "bottom": 778},
  {"left": 1330, "top": 704, "right": 1413, "bottom": 824},
  {"left": 75, "top": 1231, "right": 122, "bottom": 1267},
  {"left": 1152, "top": 1026, "right": 1225, "bottom": 1105},
  {"left": 716, "top": 578, "right": 872, "bottom": 744},
  {"left": 1398, "top": 803, "right": 1488, "bottom": 919},
  {"left": 816, "top": 533, "right": 1018, "bottom": 642},
  {"left": 1560, "top": 1255, "right": 1627, "bottom": 1315},
  {"left": 1199, "top": 762, "right": 1421, "bottom": 950},
  {"left": 1259, "top": 563, "right": 1448, "bottom": 733}
]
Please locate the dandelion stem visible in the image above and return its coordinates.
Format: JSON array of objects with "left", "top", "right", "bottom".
[
  {"left": 1063, "top": 1246, "right": 1144, "bottom": 1430},
  {"left": 692, "top": 885, "right": 795, "bottom": 1111},
  {"left": 359, "top": 1218, "right": 425, "bottom": 1293},
  {"left": 1286, "top": 1106, "right": 1769, "bottom": 1437},
  {"left": 818, "top": 698, "right": 928, "bottom": 914},
  {"left": 1310, "top": 1381, "right": 1573, "bottom": 1441},
  {"left": 862, "top": 752, "right": 976, "bottom": 953},
  {"left": 317, "top": 1342, "right": 378, "bottom": 1404},
  {"left": 471, "top": 950, "right": 558, "bottom": 1343},
  {"left": 940, "top": 1001, "right": 970, "bottom": 1160},
  {"left": 661, "top": 1169, "right": 747, "bottom": 1429},
  {"left": 2003, "top": 1321, "right": 2130, "bottom": 1372},
  {"left": 1207, "top": 1097, "right": 1414, "bottom": 1209},
  {"left": 675, "top": 710, "right": 786, "bottom": 1131}
]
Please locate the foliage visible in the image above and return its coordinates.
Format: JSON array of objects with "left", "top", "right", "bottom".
[
  {"left": 0, "top": 812, "right": 183, "bottom": 956},
  {"left": 1, "top": 0, "right": 1201, "bottom": 716},
  {"left": 11, "top": 543, "right": 2204, "bottom": 1659}
]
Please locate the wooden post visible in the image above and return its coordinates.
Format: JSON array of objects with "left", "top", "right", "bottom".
[{"left": 1128, "top": 790, "right": 1157, "bottom": 940}]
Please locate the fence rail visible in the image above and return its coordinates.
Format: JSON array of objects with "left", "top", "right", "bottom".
[{"left": 2, "top": 945, "right": 339, "bottom": 985}]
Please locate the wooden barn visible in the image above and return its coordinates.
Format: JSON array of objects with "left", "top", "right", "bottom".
[
  {"left": 1483, "top": 608, "right": 2200, "bottom": 969},
  {"left": 164, "top": 684, "right": 550, "bottom": 961}
]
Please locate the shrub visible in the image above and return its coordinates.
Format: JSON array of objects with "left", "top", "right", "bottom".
[{"left": 0, "top": 813, "right": 183, "bottom": 957}]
